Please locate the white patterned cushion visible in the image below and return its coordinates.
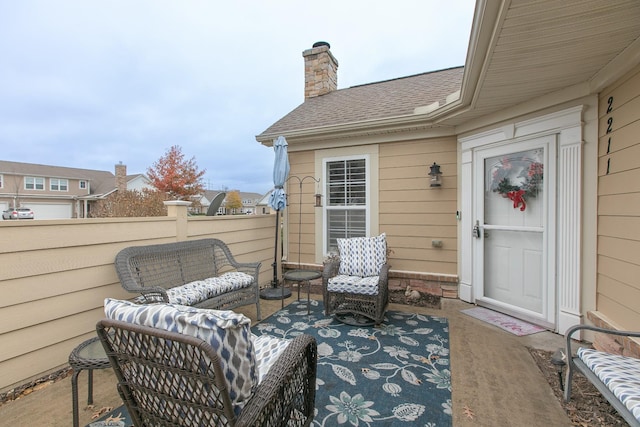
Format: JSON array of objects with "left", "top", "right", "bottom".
[
  {"left": 134, "top": 272, "right": 255, "bottom": 305},
  {"left": 252, "top": 334, "right": 291, "bottom": 382},
  {"left": 338, "top": 233, "right": 387, "bottom": 277},
  {"left": 578, "top": 347, "right": 640, "bottom": 422},
  {"left": 165, "top": 281, "right": 211, "bottom": 305},
  {"left": 327, "top": 274, "right": 380, "bottom": 295},
  {"left": 104, "top": 298, "right": 257, "bottom": 413}
]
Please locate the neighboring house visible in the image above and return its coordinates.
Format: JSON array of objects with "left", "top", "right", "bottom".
[
  {"left": 197, "top": 190, "right": 267, "bottom": 215},
  {"left": 256, "top": 0, "right": 640, "bottom": 341},
  {"left": 239, "top": 192, "right": 264, "bottom": 215},
  {"left": 256, "top": 190, "right": 275, "bottom": 215},
  {"left": 0, "top": 161, "right": 153, "bottom": 219}
]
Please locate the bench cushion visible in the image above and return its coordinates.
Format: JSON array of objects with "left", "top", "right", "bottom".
[
  {"left": 578, "top": 347, "right": 640, "bottom": 422},
  {"left": 104, "top": 298, "right": 257, "bottom": 413},
  {"left": 337, "top": 233, "right": 387, "bottom": 277},
  {"left": 135, "top": 271, "right": 254, "bottom": 305},
  {"left": 327, "top": 274, "right": 380, "bottom": 295}
]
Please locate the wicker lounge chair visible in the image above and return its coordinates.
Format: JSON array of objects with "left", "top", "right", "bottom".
[
  {"left": 97, "top": 302, "right": 317, "bottom": 427},
  {"left": 323, "top": 233, "right": 390, "bottom": 325}
]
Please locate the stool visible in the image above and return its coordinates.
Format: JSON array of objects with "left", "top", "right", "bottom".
[
  {"left": 69, "top": 336, "right": 111, "bottom": 427},
  {"left": 283, "top": 269, "right": 322, "bottom": 314}
]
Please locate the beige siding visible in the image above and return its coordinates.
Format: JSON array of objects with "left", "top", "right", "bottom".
[
  {"left": 380, "top": 136, "right": 458, "bottom": 275},
  {"left": 283, "top": 151, "right": 317, "bottom": 266},
  {"left": 597, "top": 65, "right": 640, "bottom": 329},
  {"left": 285, "top": 141, "right": 458, "bottom": 276},
  {"left": 0, "top": 212, "right": 275, "bottom": 393}
]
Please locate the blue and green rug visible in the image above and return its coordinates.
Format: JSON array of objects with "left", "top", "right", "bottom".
[
  {"left": 254, "top": 299, "right": 451, "bottom": 427},
  {"left": 89, "top": 300, "right": 451, "bottom": 427}
]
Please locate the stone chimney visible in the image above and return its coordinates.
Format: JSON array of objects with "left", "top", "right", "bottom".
[
  {"left": 303, "top": 41, "right": 338, "bottom": 99},
  {"left": 115, "top": 162, "right": 127, "bottom": 192}
]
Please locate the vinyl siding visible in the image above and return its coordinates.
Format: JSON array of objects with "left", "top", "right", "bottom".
[{"left": 597, "top": 65, "right": 640, "bottom": 329}]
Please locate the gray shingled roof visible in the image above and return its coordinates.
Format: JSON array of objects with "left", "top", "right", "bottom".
[
  {"left": 259, "top": 66, "right": 463, "bottom": 137},
  {"left": 0, "top": 160, "right": 116, "bottom": 195}
]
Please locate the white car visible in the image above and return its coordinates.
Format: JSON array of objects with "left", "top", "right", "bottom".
[{"left": 2, "top": 207, "right": 35, "bottom": 220}]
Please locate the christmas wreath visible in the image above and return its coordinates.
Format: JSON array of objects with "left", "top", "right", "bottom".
[{"left": 490, "top": 157, "right": 543, "bottom": 211}]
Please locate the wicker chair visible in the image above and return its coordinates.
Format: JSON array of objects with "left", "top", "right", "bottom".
[
  {"left": 97, "top": 318, "right": 317, "bottom": 427},
  {"left": 322, "top": 234, "right": 390, "bottom": 326}
]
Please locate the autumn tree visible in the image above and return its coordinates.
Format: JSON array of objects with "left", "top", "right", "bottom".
[
  {"left": 91, "top": 189, "right": 167, "bottom": 217},
  {"left": 147, "top": 145, "right": 206, "bottom": 200},
  {"left": 225, "top": 190, "right": 243, "bottom": 214}
]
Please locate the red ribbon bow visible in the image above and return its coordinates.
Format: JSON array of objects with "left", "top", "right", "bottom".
[{"left": 507, "top": 190, "right": 526, "bottom": 211}]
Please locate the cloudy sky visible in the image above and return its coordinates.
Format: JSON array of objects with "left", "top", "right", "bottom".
[{"left": 0, "top": 1, "right": 474, "bottom": 194}]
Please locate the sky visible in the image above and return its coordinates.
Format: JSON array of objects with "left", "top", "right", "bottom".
[{"left": 0, "top": 1, "right": 474, "bottom": 194}]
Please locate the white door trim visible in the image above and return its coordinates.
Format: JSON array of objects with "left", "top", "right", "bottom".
[
  {"left": 472, "top": 137, "right": 556, "bottom": 328},
  {"left": 459, "top": 106, "right": 584, "bottom": 333}
]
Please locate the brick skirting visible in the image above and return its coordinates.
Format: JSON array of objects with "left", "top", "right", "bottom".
[
  {"left": 587, "top": 311, "right": 640, "bottom": 359},
  {"left": 282, "top": 262, "right": 459, "bottom": 300}
]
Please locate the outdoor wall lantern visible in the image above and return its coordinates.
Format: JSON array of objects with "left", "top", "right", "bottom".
[
  {"left": 429, "top": 162, "right": 443, "bottom": 187},
  {"left": 314, "top": 192, "right": 323, "bottom": 208}
]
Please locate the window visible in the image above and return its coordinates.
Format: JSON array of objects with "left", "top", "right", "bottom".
[
  {"left": 0, "top": 174, "right": 3, "bottom": 189},
  {"left": 50, "top": 178, "right": 69, "bottom": 191},
  {"left": 79, "top": 180, "right": 87, "bottom": 190},
  {"left": 324, "top": 157, "right": 368, "bottom": 252},
  {"left": 25, "top": 177, "right": 44, "bottom": 190}
]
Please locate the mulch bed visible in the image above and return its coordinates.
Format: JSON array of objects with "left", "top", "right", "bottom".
[{"left": 528, "top": 348, "right": 627, "bottom": 426}]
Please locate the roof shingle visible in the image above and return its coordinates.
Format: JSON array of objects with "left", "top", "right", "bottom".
[{"left": 259, "top": 66, "right": 464, "bottom": 137}]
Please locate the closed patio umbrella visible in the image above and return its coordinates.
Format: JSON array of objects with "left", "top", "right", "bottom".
[{"left": 260, "top": 136, "right": 292, "bottom": 300}]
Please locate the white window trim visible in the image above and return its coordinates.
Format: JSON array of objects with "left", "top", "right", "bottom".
[
  {"left": 322, "top": 154, "right": 371, "bottom": 256},
  {"left": 25, "top": 176, "right": 45, "bottom": 191},
  {"left": 79, "top": 180, "right": 87, "bottom": 190},
  {"left": 0, "top": 174, "right": 3, "bottom": 189},
  {"left": 312, "top": 144, "right": 379, "bottom": 263},
  {"left": 50, "top": 178, "right": 69, "bottom": 192}
]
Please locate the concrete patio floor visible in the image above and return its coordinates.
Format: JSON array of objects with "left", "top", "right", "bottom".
[{"left": 0, "top": 293, "right": 572, "bottom": 426}]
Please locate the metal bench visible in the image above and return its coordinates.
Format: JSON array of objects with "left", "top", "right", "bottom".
[{"left": 564, "top": 324, "right": 640, "bottom": 426}]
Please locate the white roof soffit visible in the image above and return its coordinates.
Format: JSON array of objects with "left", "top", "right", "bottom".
[{"left": 439, "top": 0, "right": 640, "bottom": 128}]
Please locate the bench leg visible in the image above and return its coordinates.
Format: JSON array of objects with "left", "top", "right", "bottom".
[{"left": 563, "top": 364, "right": 573, "bottom": 401}]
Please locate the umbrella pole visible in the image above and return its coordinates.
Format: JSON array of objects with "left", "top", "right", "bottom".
[
  {"left": 272, "top": 209, "right": 279, "bottom": 288},
  {"left": 260, "top": 209, "right": 291, "bottom": 301}
]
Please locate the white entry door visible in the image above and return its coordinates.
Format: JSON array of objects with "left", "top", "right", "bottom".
[{"left": 473, "top": 137, "right": 556, "bottom": 327}]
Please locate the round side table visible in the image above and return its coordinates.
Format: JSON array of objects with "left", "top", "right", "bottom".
[
  {"left": 69, "top": 336, "right": 111, "bottom": 427},
  {"left": 283, "top": 269, "right": 322, "bottom": 314}
]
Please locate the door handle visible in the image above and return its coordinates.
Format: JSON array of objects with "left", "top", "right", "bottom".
[{"left": 473, "top": 220, "right": 481, "bottom": 239}]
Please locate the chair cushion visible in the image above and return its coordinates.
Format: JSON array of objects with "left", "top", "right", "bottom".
[
  {"left": 578, "top": 347, "right": 640, "bottom": 422},
  {"left": 338, "top": 233, "right": 387, "bottom": 277},
  {"left": 327, "top": 274, "right": 380, "bottom": 295},
  {"left": 252, "top": 334, "right": 291, "bottom": 383},
  {"left": 104, "top": 298, "right": 257, "bottom": 412}
]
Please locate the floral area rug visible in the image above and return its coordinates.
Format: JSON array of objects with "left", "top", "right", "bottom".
[
  {"left": 253, "top": 299, "right": 452, "bottom": 427},
  {"left": 461, "top": 306, "right": 545, "bottom": 336},
  {"left": 86, "top": 406, "right": 131, "bottom": 427}
]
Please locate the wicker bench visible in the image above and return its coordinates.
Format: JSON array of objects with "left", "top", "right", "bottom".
[
  {"left": 115, "top": 238, "right": 262, "bottom": 319},
  {"left": 564, "top": 325, "right": 640, "bottom": 426}
]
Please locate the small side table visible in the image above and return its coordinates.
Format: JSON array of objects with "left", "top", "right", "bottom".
[
  {"left": 283, "top": 270, "right": 322, "bottom": 314},
  {"left": 69, "top": 336, "right": 111, "bottom": 427}
]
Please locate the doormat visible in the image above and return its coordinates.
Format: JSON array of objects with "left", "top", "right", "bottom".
[{"left": 461, "top": 306, "right": 545, "bottom": 336}]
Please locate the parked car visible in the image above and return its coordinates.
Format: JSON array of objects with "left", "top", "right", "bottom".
[{"left": 2, "top": 207, "right": 35, "bottom": 220}]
